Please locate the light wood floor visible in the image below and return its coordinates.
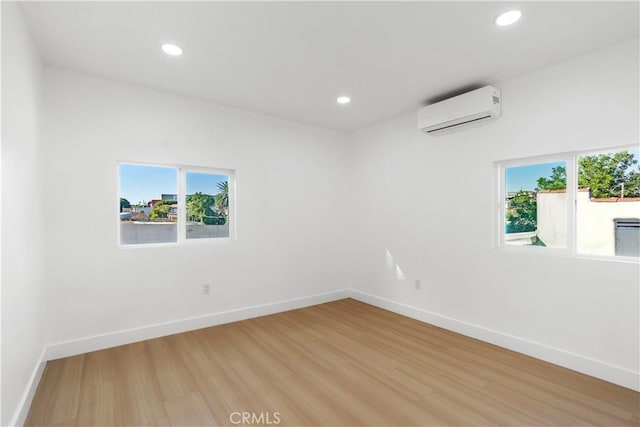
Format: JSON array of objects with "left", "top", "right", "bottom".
[{"left": 27, "top": 299, "right": 639, "bottom": 426}]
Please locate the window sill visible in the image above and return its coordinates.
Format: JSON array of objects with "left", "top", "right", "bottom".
[{"left": 495, "top": 244, "right": 639, "bottom": 264}]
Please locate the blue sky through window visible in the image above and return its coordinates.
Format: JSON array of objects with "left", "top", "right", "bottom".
[
  {"left": 120, "top": 164, "right": 177, "bottom": 205},
  {"left": 120, "top": 164, "right": 228, "bottom": 204},
  {"left": 505, "top": 161, "right": 566, "bottom": 193},
  {"left": 505, "top": 148, "right": 640, "bottom": 193},
  {"left": 186, "top": 172, "right": 227, "bottom": 196}
]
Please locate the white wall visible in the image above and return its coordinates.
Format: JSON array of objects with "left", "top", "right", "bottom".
[
  {"left": 43, "top": 68, "right": 350, "bottom": 346},
  {"left": 349, "top": 39, "right": 639, "bottom": 388},
  {"left": 1, "top": 3, "right": 47, "bottom": 425}
]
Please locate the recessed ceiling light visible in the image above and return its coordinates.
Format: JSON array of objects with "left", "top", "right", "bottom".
[
  {"left": 337, "top": 96, "right": 351, "bottom": 104},
  {"left": 162, "top": 43, "right": 183, "bottom": 56},
  {"left": 495, "top": 10, "right": 522, "bottom": 26}
]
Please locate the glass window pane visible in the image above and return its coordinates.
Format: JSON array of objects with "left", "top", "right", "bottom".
[
  {"left": 185, "top": 172, "right": 230, "bottom": 239},
  {"left": 577, "top": 148, "right": 640, "bottom": 257},
  {"left": 119, "top": 164, "right": 178, "bottom": 245},
  {"left": 504, "top": 161, "right": 567, "bottom": 248}
]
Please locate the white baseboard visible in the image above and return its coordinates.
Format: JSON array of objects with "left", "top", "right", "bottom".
[
  {"left": 349, "top": 289, "right": 639, "bottom": 392},
  {"left": 46, "top": 289, "right": 349, "bottom": 361},
  {"left": 11, "top": 347, "right": 47, "bottom": 427}
]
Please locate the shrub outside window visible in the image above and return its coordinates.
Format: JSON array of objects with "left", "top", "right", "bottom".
[
  {"left": 504, "top": 161, "right": 568, "bottom": 248},
  {"left": 185, "top": 172, "right": 230, "bottom": 240}
]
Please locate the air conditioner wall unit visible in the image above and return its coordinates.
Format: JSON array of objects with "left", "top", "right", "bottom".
[{"left": 417, "top": 85, "right": 501, "bottom": 135}]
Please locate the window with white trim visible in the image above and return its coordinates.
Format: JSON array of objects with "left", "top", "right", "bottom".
[
  {"left": 498, "top": 146, "right": 640, "bottom": 260},
  {"left": 119, "top": 163, "right": 234, "bottom": 246}
]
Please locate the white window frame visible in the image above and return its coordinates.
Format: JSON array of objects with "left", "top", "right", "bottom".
[
  {"left": 118, "top": 161, "right": 236, "bottom": 248},
  {"left": 495, "top": 145, "right": 639, "bottom": 263}
]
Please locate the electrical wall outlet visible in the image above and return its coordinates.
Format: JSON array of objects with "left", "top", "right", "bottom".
[{"left": 202, "top": 284, "right": 210, "bottom": 295}]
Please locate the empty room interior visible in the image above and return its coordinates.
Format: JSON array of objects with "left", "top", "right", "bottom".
[{"left": 2, "top": 1, "right": 640, "bottom": 426}]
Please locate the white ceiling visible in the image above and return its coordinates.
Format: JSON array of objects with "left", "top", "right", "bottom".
[{"left": 20, "top": 1, "right": 639, "bottom": 132}]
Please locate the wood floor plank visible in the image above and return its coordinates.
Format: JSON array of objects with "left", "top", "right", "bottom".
[
  {"left": 114, "top": 342, "right": 171, "bottom": 426},
  {"left": 163, "top": 392, "right": 217, "bottom": 427},
  {"left": 24, "top": 360, "right": 65, "bottom": 426},
  {"left": 48, "top": 355, "right": 85, "bottom": 425},
  {"left": 25, "top": 299, "right": 640, "bottom": 426}
]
